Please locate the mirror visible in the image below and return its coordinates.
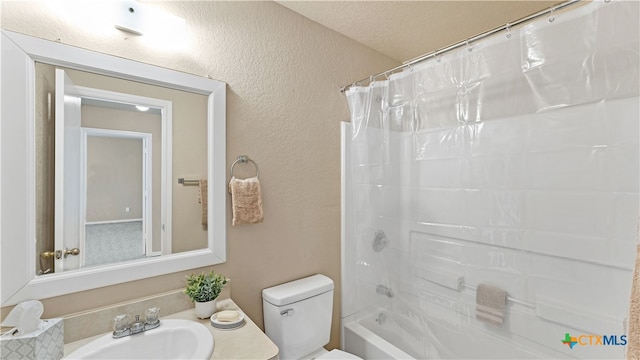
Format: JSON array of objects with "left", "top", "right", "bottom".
[
  {"left": 1, "top": 30, "right": 227, "bottom": 306},
  {"left": 41, "top": 64, "right": 211, "bottom": 274}
]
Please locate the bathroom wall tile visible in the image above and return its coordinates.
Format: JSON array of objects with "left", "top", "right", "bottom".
[
  {"left": 524, "top": 191, "right": 610, "bottom": 238},
  {"left": 464, "top": 154, "right": 524, "bottom": 190},
  {"left": 383, "top": 218, "right": 411, "bottom": 254},
  {"left": 525, "top": 254, "right": 632, "bottom": 321},
  {"left": 411, "top": 222, "right": 475, "bottom": 243},
  {"left": 381, "top": 185, "right": 404, "bottom": 219},
  {"left": 413, "top": 127, "right": 468, "bottom": 161},
  {"left": 471, "top": 116, "right": 525, "bottom": 156},
  {"left": 525, "top": 101, "right": 607, "bottom": 153},
  {"left": 523, "top": 148, "right": 609, "bottom": 192},
  {"left": 354, "top": 254, "right": 384, "bottom": 288},
  {"left": 416, "top": 188, "right": 467, "bottom": 225},
  {"left": 416, "top": 158, "right": 463, "bottom": 189},
  {"left": 472, "top": 227, "right": 524, "bottom": 249},
  {"left": 609, "top": 145, "right": 640, "bottom": 193},
  {"left": 506, "top": 304, "right": 624, "bottom": 360},
  {"left": 388, "top": 132, "right": 414, "bottom": 163},
  {"left": 609, "top": 192, "right": 640, "bottom": 241},
  {"left": 363, "top": 163, "right": 382, "bottom": 186},
  {"left": 467, "top": 190, "right": 524, "bottom": 228},
  {"left": 605, "top": 97, "right": 640, "bottom": 147},
  {"left": 351, "top": 184, "right": 374, "bottom": 228},
  {"left": 523, "top": 230, "right": 636, "bottom": 271},
  {"left": 355, "top": 282, "right": 392, "bottom": 317}
]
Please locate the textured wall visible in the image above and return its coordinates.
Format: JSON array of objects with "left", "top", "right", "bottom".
[{"left": 1, "top": 0, "right": 398, "bottom": 350}]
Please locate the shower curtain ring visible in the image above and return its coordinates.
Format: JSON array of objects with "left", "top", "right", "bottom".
[
  {"left": 435, "top": 51, "right": 442, "bottom": 63},
  {"left": 505, "top": 23, "right": 512, "bottom": 39},
  {"left": 466, "top": 39, "right": 472, "bottom": 52},
  {"left": 548, "top": 7, "right": 555, "bottom": 22}
]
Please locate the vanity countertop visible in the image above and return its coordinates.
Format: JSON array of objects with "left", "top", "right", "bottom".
[{"left": 64, "top": 299, "right": 279, "bottom": 360}]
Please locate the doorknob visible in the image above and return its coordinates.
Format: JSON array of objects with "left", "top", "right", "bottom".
[
  {"left": 63, "top": 248, "right": 80, "bottom": 258},
  {"left": 40, "top": 251, "right": 57, "bottom": 259},
  {"left": 42, "top": 248, "right": 80, "bottom": 259}
]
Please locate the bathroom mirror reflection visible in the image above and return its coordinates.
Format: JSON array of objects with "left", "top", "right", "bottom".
[
  {"left": 36, "top": 63, "right": 209, "bottom": 275},
  {"left": 1, "top": 30, "right": 226, "bottom": 306}
]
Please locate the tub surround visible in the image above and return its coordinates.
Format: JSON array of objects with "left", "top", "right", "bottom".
[{"left": 64, "top": 298, "right": 278, "bottom": 360}]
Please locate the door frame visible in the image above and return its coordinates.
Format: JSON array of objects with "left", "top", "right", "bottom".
[
  {"left": 80, "top": 128, "right": 154, "bottom": 266},
  {"left": 54, "top": 75, "right": 172, "bottom": 272}
]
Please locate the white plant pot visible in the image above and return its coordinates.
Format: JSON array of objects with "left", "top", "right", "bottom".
[{"left": 194, "top": 299, "right": 217, "bottom": 319}]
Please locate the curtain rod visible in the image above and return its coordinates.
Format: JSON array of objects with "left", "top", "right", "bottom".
[{"left": 339, "top": 0, "right": 584, "bottom": 93}]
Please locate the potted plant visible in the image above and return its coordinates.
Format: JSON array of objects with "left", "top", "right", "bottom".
[{"left": 184, "top": 269, "right": 228, "bottom": 319}]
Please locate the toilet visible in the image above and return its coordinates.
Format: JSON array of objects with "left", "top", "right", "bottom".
[{"left": 262, "top": 274, "right": 362, "bottom": 360}]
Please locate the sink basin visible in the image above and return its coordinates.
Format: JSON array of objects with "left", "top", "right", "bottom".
[{"left": 65, "top": 319, "right": 214, "bottom": 359}]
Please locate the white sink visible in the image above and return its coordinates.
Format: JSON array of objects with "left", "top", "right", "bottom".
[{"left": 65, "top": 319, "right": 214, "bottom": 360}]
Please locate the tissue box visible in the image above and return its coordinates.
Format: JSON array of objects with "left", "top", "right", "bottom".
[{"left": 1, "top": 318, "right": 64, "bottom": 360}]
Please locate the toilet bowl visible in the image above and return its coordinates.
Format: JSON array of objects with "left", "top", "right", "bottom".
[{"left": 262, "top": 274, "right": 362, "bottom": 360}]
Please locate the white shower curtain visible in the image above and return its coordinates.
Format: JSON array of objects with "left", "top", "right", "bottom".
[{"left": 344, "top": 1, "right": 639, "bottom": 359}]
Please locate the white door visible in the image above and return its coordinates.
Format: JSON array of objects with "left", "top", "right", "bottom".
[{"left": 54, "top": 69, "right": 82, "bottom": 272}]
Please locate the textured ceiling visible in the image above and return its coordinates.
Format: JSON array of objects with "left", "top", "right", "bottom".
[{"left": 277, "top": 1, "right": 563, "bottom": 63}]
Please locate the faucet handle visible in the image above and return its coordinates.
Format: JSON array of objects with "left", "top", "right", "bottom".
[
  {"left": 145, "top": 307, "right": 160, "bottom": 325},
  {"left": 113, "top": 314, "right": 131, "bottom": 333}
]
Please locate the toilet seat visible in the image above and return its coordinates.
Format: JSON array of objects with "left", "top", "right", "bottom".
[{"left": 315, "top": 349, "right": 362, "bottom": 360}]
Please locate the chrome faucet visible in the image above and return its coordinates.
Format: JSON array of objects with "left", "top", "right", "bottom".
[
  {"left": 129, "top": 315, "right": 146, "bottom": 334},
  {"left": 112, "top": 308, "right": 161, "bottom": 338}
]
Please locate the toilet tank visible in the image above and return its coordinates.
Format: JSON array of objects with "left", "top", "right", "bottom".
[{"left": 262, "top": 274, "right": 334, "bottom": 360}]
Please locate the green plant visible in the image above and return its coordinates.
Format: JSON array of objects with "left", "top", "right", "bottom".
[{"left": 184, "top": 270, "right": 227, "bottom": 302}]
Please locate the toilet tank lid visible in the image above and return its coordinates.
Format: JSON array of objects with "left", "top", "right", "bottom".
[{"left": 262, "top": 274, "right": 334, "bottom": 306}]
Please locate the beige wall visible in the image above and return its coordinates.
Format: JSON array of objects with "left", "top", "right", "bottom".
[
  {"left": 86, "top": 136, "right": 143, "bottom": 222},
  {"left": 1, "top": 1, "right": 398, "bottom": 350}
]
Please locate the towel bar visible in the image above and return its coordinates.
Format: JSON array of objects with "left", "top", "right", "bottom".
[
  {"left": 178, "top": 178, "right": 200, "bottom": 186},
  {"left": 461, "top": 283, "right": 535, "bottom": 308},
  {"left": 230, "top": 155, "right": 259, "bottom": 179}
]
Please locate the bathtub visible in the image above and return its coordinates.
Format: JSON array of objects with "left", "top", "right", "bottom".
[
  {"left": 342, "top": 320, "right": 416, "bottom": 360},
  {"left": 342, "top": 306, "right": 583, "bottom": 360}
]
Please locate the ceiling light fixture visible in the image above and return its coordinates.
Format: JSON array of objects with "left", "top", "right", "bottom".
[{"left": 114, "top": 0, "right": 147, "bottom": 35}]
